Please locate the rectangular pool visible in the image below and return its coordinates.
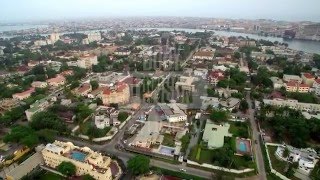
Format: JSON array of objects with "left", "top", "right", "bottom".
[
  {"left": 236, "top": 138, "right": 252, "bottom": 156},
  {"left": 159, "top": 146, "right": 175, "bottom": 156}
]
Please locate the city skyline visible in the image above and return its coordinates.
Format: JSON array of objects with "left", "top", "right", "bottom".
[{"left": 1, "top": 0, "right": 320, "bottom": 23}]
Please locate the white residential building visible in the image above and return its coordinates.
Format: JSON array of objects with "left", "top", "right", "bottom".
[
  {"left": 158, "top": 103, "right": 187, "bottom": 123},
  {"left": 34, "top": 40, "right": 48, "bottom": 46},
  {"left": 132, "top": 121, "right": 163, "bottom": 148},
  {"left": 175, "top": 76, "right": 196, "bottom": 92},
  {"left": 275, "top": 145, "right": 318, "bottom": 174},
  {"left": 202, "top": 120, "right": 232, "bottom": 149},
  {"left": 283, "top": 74, "right": 302, "bottom": 83},
  {"left": 212, "top": 65, "right": 229, "bottom": 72},
  {"left": 87, "top": 32, "right": 102, "bottom": 42},
  {"left": 77, "top": 54, "right": 98, "bottom": 69},
  {"left": 193, "top": 68, "right": 208, "bottom": 79},
  {"left": 263, "top": 98, "right": 320, "bottom": 112},
  {"left": 270, "top": 77, "right": 284, "bottom": 89},
  {"left": 31, "top": 81, "right": 48, "bottom": 88},
  {"left": 312, "top": 79, "right": 320, "bottom": 95},
  {"left": 200, "top": 96, "right": 220, "bottom": 110}
]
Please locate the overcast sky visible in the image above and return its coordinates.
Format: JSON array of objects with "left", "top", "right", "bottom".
[{"left": 1, "top": 0, "right": 320, "bottom": 23}]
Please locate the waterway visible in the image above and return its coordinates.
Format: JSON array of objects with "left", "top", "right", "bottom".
[
  {"left": 0, "top": 26, "right": 319, "bottom": 53},
  {"left": 0, "top": 24, "right": 48, "bottom": 32},
  {"left": 136, "top": 28, "right": 320, "bottom": 54}
]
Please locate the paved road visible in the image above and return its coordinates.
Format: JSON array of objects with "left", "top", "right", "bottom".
[
  {"left": 181, "top": 38, "right": 201, "bottom": 67},
  {"left": 246, "top": 92, "right": 267, "bottom": 180},
  {"left": 57, "top": 102, "right": 215, "bottom": 179}
]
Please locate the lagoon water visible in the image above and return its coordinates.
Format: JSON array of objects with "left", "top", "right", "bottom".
[
  {"left": 1, "top": 25, "right": 319, "bottom": 53},
  {"left": 137, "top": 28, "right": 320, "bottom": 54}
]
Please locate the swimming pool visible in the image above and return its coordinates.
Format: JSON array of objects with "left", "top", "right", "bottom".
[
  {"left": 159, "top": 146, "right": 175, "bottom": 156},
  {"left": 71, "top": 151, "right": 87, "bottom": 162},
  {"left": 239, "top": 142, "right": 247, "bottom": 152}
]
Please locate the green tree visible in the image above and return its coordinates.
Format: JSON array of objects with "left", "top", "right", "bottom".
[
  {"left": 81, "top": 174, "right": 95, "bottom": 180},
  {"left": 239, "top": 100, "right": 249, "bottom": 113},
  {"left": 265, "top": 49, "right": 274, "bottom": 55},
  {"left": 30, "top": 111, "right": 68, "bottom": 133},
  {"left": 36, "top": 129, "right": 58, "bottom": 143},
  {"left": 70, "top": 80, "right": 80, "bottom": 89},
  {"left": 90, "top": 80, "right": 99, "bottom": 90},
  {"left": 313, "top": 54, "right": 320, "bottom": 69},
  {"left": 4, "top": 125, "right": 39, "bottom": 147},
  {"left": 118, "top": 111, "right": 129, "bottom": 122},
  {"left": 46, "top": 68, "right": 57, "bottom": 78},
  {"left": 57, "top": 161, "right": 76, "bottom": 176},
  {"left": 210, "top": 110, "right": 228, "bottom": 123},
  {"left": 207, "top": 88, "right": 218, "bottom": 97},
  {"left": 283, "top": 147, "right": 289, "bottom": 158},
  {"left": 233, "top": 52, "right": 241, "bottom": 59},
  {"left": 127, "top": 155, "right": 150, "bottom": 175},
  {"left": 180, "top": 134, "right": 191, "bottom": 153},
  {"left": 75, "top": 103, "right": 93, "bottom": 122}
]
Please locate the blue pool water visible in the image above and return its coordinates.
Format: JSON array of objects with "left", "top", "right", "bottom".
[
  {"left": 71, "top": 151, "right": 87, "bottom": 162},
  {"left": 239, "top": 142, "right": 247, "bottom": 152}
]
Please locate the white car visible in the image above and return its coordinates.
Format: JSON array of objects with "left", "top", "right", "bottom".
[{"left": 179, "top": 168, "right": 187, "bottom": 172}]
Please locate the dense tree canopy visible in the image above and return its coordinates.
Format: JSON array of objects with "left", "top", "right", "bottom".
[
  {"left": 239, "top": 100, "right": 249, "bottom": 113},
  {"left": 251, "top": 67, "right": 274, "bottom": 87},
  {"left": 57, "top": 161, "right": 76, "bottom": 176},
  {"left": 260, "top": 106, "right": 320, "bottom": 147},
  {"left": 210, "top": 110, "right": 229, "bottom": 123},
  {"left": 81, "top": 174, "right": 95, "bottom": 180},
  {"left": 118, "top": 111, "right": 129, "bottom": 122},
  {"left": 127, "top": 155, "right": 150, "bottom": 175},
  {"left": 90, "top": 80, "right": 99, "bottom": 90},
  {"left": 313, "top": 54, "right": 320, "bottom": 69},
  {"left": 4, "top": 125, "right": 39, "bottom": 147},
  {"left": 30, "top": 111, "right": 68, "bottom": 133}
]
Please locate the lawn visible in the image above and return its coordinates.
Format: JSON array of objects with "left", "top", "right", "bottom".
[
  {"left": 267, "top": 145, "right": 288, "bottom": 175},
  {"left": 189, "top": 137, "right": 255, "bottom": 170},
  {"left": 150, "top": 166, "right": 203, "bottom": 180},
  {"left": 189, "top": 145, "right": 199, "bottom": 160},
  {"left": 198, "top": 148, "right": 215, "bottom": 164},
  {"left": 40, "top": 172, "right": 64, "bottom": 180},
  {"left": 310, "top": 162, "right": 320, "bottom": 180},
  {"left": 229, "top": 122, "right": 249, "bottom": 138},
  {"left": 162, "top": 134, "right": 175, "bottom": 147},
  {"left": 79, "top": 120, "right": 91, "bottom": 134}
]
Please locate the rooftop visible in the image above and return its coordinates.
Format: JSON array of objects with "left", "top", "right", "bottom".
[
  {"left": 47, "top": 75, "right": 65, "bottom": 83},
  {"left": 193, "top": 51, "right": 214, "bottom": 57},
  {"left": 43, "top": 141, "right": 112, "bottom": 174},
  {"left": 202, "top": 120, "right": 232, "bottom": 148},
  {"left": 13, "top": 87, "right": 35, "bottom": 97},
  {"left": 158, "top": 103, "right": 187, "bottom": 118},
  {"left": 103, "top": 82, "right": 128, "bottom": 95},
  {"left": 303, "top": 73, "right": 315, "bottom": 79}
]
